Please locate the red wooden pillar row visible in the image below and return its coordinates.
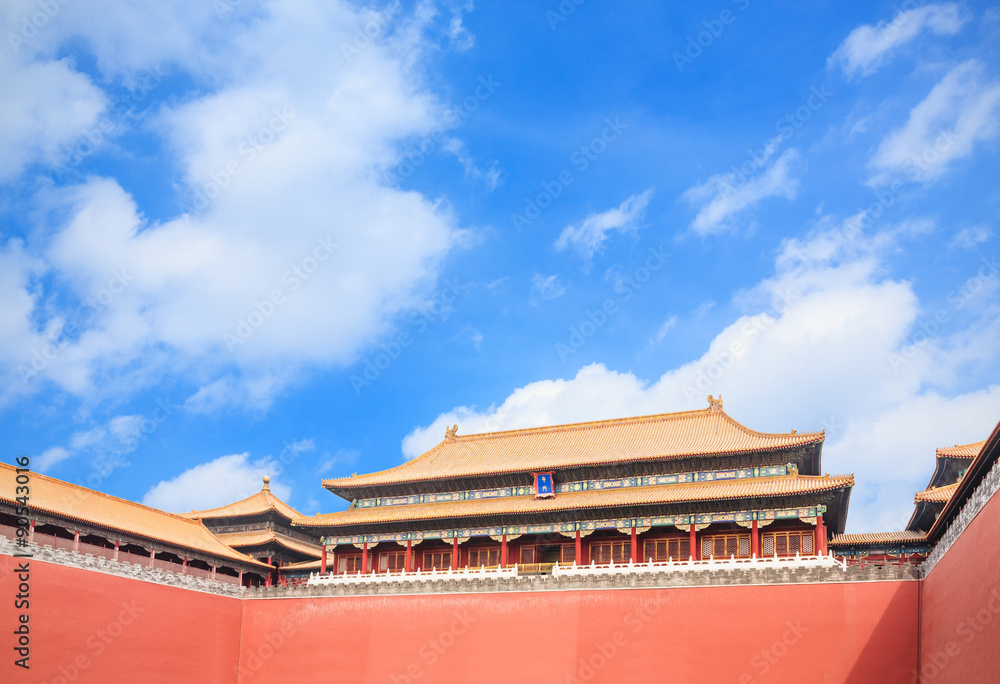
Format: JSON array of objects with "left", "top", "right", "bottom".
[
  {"left": 751, "top": 520, "right": 760, "bottom": 558},
  {"left": 320, "top": 545, "right": 327, "bottom": 574},
  {"left": 405, "top": 540, "right": 412, "bottom": 573},
  {"left": 689, "top": 525, "right": 697, "bottom": 561},
  {"left": 362, "top": 542, "right": 369, "bottom": 573},
  {"left": 816, "top": 515, "right": 827, "bottom": 555},
  {"left": 452, "top": 537, "right": 459, "bottom": 570},
  {"left": 575, "top": 530, "right": 582, "bottom": 564},
  {"left": 630, "top": 526, "right": 638, "bottom": 562},
  {"left": 500, "top": 534, "right": 508, "bottom": 568}
]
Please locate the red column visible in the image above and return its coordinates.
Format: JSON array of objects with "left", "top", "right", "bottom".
[
  {"left": 149, "top": 550, "right": 156, "bottom": 568},
  {"left": 452, "top": 538, "right": 459, "bottom": 569},
  {"left": 320, "top": 546, "right": 327, "bottom": 574},
  {"left": 238, "top": 569, "right": 243, "bottom": 586},
  {"left": 575, "top": 530, "right": 582, "bottom": 564},
  {"left": 211, "top": 563, "right": 216, "bottom": 581},
  {"left": 73, "top": 530, "right": 80, "bottom": 551},
  {"left": 816, "top": 516, "right": 827, "bottom": 556},
  {"left": 28, "top": 520, "right": 35, "bottom": 542},
  {"left": 751, "top": 520, "right": 760, "bottom": 558},
  {"left": 405, "top": 540, "right": 412, "bottom": 573},
  {"left": 501, "top": 534, "right": 508, "bottom": 568},
  {"left": 630, "top": 525, "right": 638, "bottom": 562},
  {"left": 689, "top": 526, "right": 697, "bottom": 560},
  {"left": 113, "top": 540, "right": 120, "bottom": 562},
  {"left": 362, "top": 542, "right": 369, "bottom": 573},
  {"left": 182, "top": 556, "right": 188, "bottom": 575}
]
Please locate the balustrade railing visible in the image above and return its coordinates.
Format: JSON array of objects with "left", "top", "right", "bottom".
[{"left": 308, "top": 563, "right": 520, "bottom": 586}]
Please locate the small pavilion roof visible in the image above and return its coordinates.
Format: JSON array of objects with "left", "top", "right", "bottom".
[
  {"left": 298, "top": 473, "right": 852, "bottom": 529},
  {"left": 323, "top": 398, "right": 823, "bottom": 493},
  {"left": 0, "top": 462, "right": 268, "bottom": 568},
  {"left": 829, "top": 531, "right": 926, "bottom": 546},
  {"left": 914, "top": 482, "right": 959, "bottom": 504},
  {"left": 936, "top": 441, "right": 984, "bottom": 459},
  {"left": 213, "top": 529, "right": 322, "bottom": 558},
  {"left": 179, "top": 476, "right": 301, "bottom": 522}
]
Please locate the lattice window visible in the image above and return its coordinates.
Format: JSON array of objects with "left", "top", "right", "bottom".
[
  {"left": 339, "top": 555, "right": 363, "bottom": 573},
  {"left": 591, "top": 541, "right": 629, "bottom": 564},
  {"left": 469, "top": 547, "right": 500, "bottom": 567},
  {"left": 702, "top": 534, "right": 751, "bottom": 558},
  {"left": 520, "top": 546, "right": 536, "bottom": 564},
  {"left": 763, "top": 531, "right": 816, "bottom": 557},
  {"left": 644, "top": 537, "right": 690, "bottom": 561},
  {"left": 422, "top": 551, "right": 451, "bottom": 569},
  {"left": 560, "top": 544, "right": 576, "bottom": 563},
  {"left": 379, "top": 551, "right": 405, "bottom": 572}
]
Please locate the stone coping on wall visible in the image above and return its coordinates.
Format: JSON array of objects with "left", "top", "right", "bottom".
[
  {"left": 921, "top": 454, "right": 1000, "bottom": 577},
  {"left": 246, "top": 563, "right": 919, "bottom": 599},
  {"left": 0, "top": 536, "right": 245, "bottom": 598}
]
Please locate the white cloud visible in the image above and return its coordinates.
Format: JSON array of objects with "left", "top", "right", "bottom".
[
  {"left": 869, "top": 60, "right": 1000, "bottom": 185},
  {"left": 555, "top": 189, "right": 653, "bottom": 261},
  {"left": 652, "top": 315, "right": 677, "bottom": 344},
  {"left": 36, "top": 447, "right": 71, "bottom": 471},
  {"left": 829, "top": 3, "right": 967, "bottom": 79},
  {"left": 683, "top": 149, "right": 799, "bottom": 235},
  {"left": 0, "top": 2, "right": 474, "bottom": 409},
  {"left": 404, "top": 214, "right": 1000, "bottom": 532},
  {"left": 141, "top": 452, "right": 291, "bottom": 513},
  {"left": 530, "top": 274, "right": 567, "bottom": 304},
  {"left": 950, "top": 225, "right": 993, "bottom": 249}
]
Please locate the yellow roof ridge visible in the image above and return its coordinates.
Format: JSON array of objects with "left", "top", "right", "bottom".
[
  {"left": 935, "top": 440, "right": 985, "bottom": 458},
  {"left": 180, "top": 477, "right": 302, "bottom": 520}
]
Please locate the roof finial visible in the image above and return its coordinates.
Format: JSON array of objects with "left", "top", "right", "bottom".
[
  {"left": 262, "top": 475, "right": 271, "bottom": 491},
  {"left": 445, "top": 424, "right": 458, "bottom": 440},
  {"left": 707, "top": 395, "right": 723, "bottom": 411}
]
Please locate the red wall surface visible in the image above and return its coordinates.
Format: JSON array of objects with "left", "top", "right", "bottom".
[
  {"left": 1, "top": 556, "right": 242, "bottom": 684},
  {"left": 240, "top": 580, "right": 917, "bottom": 684},
  {"left": 919, "top": 487, "right": 1000, "bottom": 683}
]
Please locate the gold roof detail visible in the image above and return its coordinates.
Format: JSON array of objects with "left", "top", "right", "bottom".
[
  {"left": 0, "top": 463, "right": 268, "bottom": 567},
  {"left": 829, "top": 531, "right": 926, "bottom": 546},
  {"left": 214, "top": 529, "right": 321, "bottom": 558},
  {"left": 914, "top": 482, "right": 959, "bottom": 504},
  {"left": 323, "top": 404, "right": 823, "bottom": 491},
  {"left": 935, "top": 441, "right": 985, "bottom": 459},
  {"left": 179, "top": 479, "right": 301, "bottom": 521},
  {"left": 298, "top": 474, "right": 852, "bottom": 528}
]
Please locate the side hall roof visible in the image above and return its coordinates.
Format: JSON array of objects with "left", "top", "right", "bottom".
[
  {"left": 179, "top": 476, "right": 301, "bottom": 522},
  {"left": 323, "top": 398, "right": 824, "bottom": 493},
  {"left": 0, "top": 462, "right": 269, "bottom": 568}
]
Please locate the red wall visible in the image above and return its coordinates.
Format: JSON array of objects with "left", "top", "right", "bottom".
[
  {"left": 920, "top": 486, "right": 1000, "bottom": 683},
  {"left": 1, "top": 556, "right": 242, "bottom": 684},
  {"left": 240, "top": 580, "right": 917, "bottom": 684}
]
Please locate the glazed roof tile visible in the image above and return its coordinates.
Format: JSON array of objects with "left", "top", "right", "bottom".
[
  {"left": 179, "top": 477, "right": 301, "bottom": 521},
  {"left": 324, "top": 402, "right": 823, "bottom": 491},
  {"left": 0, "top": 462, "right": 268, "bottom": 567},
  {"left": 935, "top": 441, "right": 984, "bottom": 459},
  {"left": 214, "top": 529, "right": 322, "bottom": 558},
  {"left": 298, "top": 474, "right": 852, "bottom": 528},
  {"left": 914, "top": 482, "right": 959, "bottom": 504},
  {"left": 829, "top": 531, "right": 927, "bottom": 546}
]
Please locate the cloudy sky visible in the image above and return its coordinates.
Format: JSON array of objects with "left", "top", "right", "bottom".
[{"left": 2, "top": 1, "right": 998, "bottom": 532}]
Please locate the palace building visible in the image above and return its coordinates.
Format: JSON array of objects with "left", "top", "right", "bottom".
[{"left": 292, "top": 397, "right": 853, "bottom": 578}]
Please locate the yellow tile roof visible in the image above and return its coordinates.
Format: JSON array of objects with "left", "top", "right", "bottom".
[
  {"left": 214, "top": 529, "right": 321, "bottom": 558},
  {"left": 282, "top": 558, "right": 323, "bottom": 572},
  {"left": 0, "top": 462, "right": 269, "bottom": 568},
  {"left": 829, "top": 531, "right": 926, "bottom": 546},
  {"left": 914, "top": 482, "right": 959, "bottom": 503},
  {"left": 298, "top": 474, "right": 852, "bottom": 528},
  {"left": 179, "top": 477, "right": 302, "bottom": 521},
  {"left": 323, "top": 402, "right": 823, "bottom": 490},
  {"left": 936, "top": 441, "right": 984, "bottom": 459}
]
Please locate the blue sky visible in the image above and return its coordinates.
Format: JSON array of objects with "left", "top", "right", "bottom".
[{"left": 2, "top": 1, "right": 999, "bottom": 532}]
